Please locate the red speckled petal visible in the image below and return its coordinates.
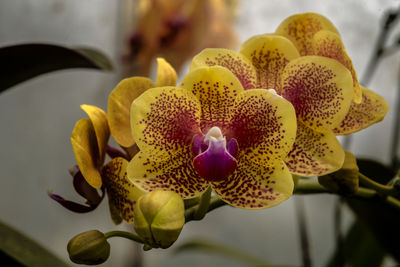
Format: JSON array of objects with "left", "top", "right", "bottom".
[
  {"left": 131, "top": 86, "right": 202, "bottom": 159},
  {"left": 229, "top": 89, "right": 297, "bottom": 167},
  {"left": 190, "top": 48, "right": 257, "bottom": 89},
  {"left": 102, "top": 157, "right": 144, "bottom": 224},
  {"left": 285, "top": 122, "right": 345, "bottom": 176},
  {"left": 333, "top": 87, "right": 390, "bottom": 135},
  {"left": 180, "top": 66, "right": 244, "bottom": 131},
  {"left": 281, "top": 56, "right": 353, "bottom": 133},
  {"left": 312, "top": 30, "right": 362, "bottom": 103},
  {"left": 240, "top": 34, "right": 300, "bottom": 94},
  {"left": 127, "top": 149, "right": 210, "bottom": 199},
  {"left": 275, "top": 12, "right": 339, "bottom": 56},
  {"left": 212, "top": 158, "right": 293, "bottom": 209}
]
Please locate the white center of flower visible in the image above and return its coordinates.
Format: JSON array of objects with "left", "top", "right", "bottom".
[{"left": 204, "top": 126, "right": 225, "bottom": 144}]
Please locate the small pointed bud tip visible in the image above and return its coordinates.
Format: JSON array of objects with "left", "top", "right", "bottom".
[{"left": 67, "top": 230, "right": 110, "bottom": 265}]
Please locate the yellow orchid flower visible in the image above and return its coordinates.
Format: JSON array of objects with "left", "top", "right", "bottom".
[
  {"left": 190, "top": 44, "right": 352, "bottom": 176},
  {"left": 275, "top": 12, "right": 389, "bottom": 130},
  {"left": 50, "top": 104, "right": 143, "bottom": 224},
  {"left": 50, "top": 59, "right": 177, "bottom": 223},
  {"left": 190, "top": 12, "right": 389, "bottom": 177},
  {"left": 125, "top": 0, "right": 238, "bottom": 76},
  {"left": 127, "top": 66, "right": 297, "bottom": 209}
]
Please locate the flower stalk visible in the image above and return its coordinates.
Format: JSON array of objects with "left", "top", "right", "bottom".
[{"left": 193, "top": 187, "right": 212, "bottom": 220}]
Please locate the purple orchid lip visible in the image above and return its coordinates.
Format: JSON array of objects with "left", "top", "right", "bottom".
[{"left": 192, "top": 127, "right": 239, "bottom": 182}]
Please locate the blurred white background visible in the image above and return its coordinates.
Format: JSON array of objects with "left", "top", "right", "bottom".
[{"left": 0, "top": 0, "right": 399, "bottom": 266}]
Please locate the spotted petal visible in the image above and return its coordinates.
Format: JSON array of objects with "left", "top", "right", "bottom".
[
  {"left": 102, "top": 157, "right": 143, "bottom": 224},
  {"left": 285, "top": 122, "right": 345, "bottom": 176},
  {"left": 108, "top": 77, "right": 155, "bottom": 147},
  {"left": 180, "top": 66, "right": 244, "bottom": 131},
  {"left": 333, "top": 87, "right": 390, "bottom": 135},
  {"left": 229, "top": 89, "right": 296, "bottom": 167},
  {"left": 275, "top": 12, "right": 339, "bottom": 56},
  {"left": 190, "top": 48, "right": 257, "bottom": 89},
  {"left": 212, "top": 158, "right": 293, "bottom": 209},
  {"left": 312, "top": 30, "right": 362, "bottom": 103},
  {"left": 81, "top": 105, "right": 109, "bottom": 163},
  {"left": 127, "top": 150, "right": 210, "bottom": 199},
  {"left": 131, "top": 86, "right": 201, "bottom": 159},
  {"left": 281, "top": 56, "right": 353, "bottom": 133},
  {"left": 240, "top": 34, "right": 300, "bottom": 94},
  {"left": 156, "top": 57, "right": 177, "bottom": 87},
  {"left": 71, "top": 118, "right": 102, "bottom": 189}
]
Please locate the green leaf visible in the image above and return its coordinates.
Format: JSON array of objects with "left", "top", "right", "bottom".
[
  {"left": 175, "top": 239, "right": 272, "bottom": 267},
  {"left": 0, "top": 43, "right": 113, "bottom": 92},
  {"left": 326, "top": 220, "right": 385, "bottom": 267},
  {"left": 0, "top": 220, "right": 71, "bottom": 267}
]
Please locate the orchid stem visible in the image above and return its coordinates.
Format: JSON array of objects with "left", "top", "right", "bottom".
[
  {"left": 104, "top": 231, "right": 144, "bottom": 244},
  {"left": 193, "top": 187, "right": 212, "bottom": 220},
  {"left": 358, "top": 173, "right": 394, "bottom": 195},
  {"left": 185, "top": 195, "right": 227, "bottom": 223}
]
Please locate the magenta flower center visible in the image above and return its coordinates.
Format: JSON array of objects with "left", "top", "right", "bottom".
[{"left": 192, "top": 127, "right": 238, "bottom": 182}]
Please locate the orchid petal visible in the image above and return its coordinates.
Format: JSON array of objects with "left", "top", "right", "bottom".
[
  {"left": 333, "top": 87, "right": 390, "bottom": 135},
  {"left": 275, "top": 12, "right": 339, "bottom": 56},
  {"left": 131, "top": 86, "right": 201, "bottom": 159},
  {"left": 190, "top": 48, "right": 257, "bottom": 89},
  {"left": 240, "top": 34, "right": 300, "bottom": 94},
  {"left": 71, "top": 167, "right": 103, "bottom": 205},
  {"left": 212, "top": 159, "right": 293, "bottom": 209},
  {"left": 229, "top": 89, "right": 296, "bottom": 166},
  {"left": 48, "top": 192, "right": 99, "bottom": 213},
  {"left": 127, "top": 150, "right": 210, "bottom": 199},
  {"left": 108, "top": 77, "right": 155, "bottom": 147},
  {"left": 102, "top": 157, "right": 144, "bottom": 224},
  {"left": 281, "top": 56, "right": 353, "bottom": 133},
  {"left": 156, "top": 57, "right": 177, "bottom": 86},
  {"left": 80, "top": 105, "right": 110, "bottom": 163},
  {"left": 180, "top": 66, "right": 244, "bottom": 131},
  {"left": 312, "top": 30, "right": 362, "bottom": 103},
  {"left": 71, "top": 118, "right": 102, "bottom": 189},
  {"left": 285, "top": 122, "right": 345, "bottom": 176}
]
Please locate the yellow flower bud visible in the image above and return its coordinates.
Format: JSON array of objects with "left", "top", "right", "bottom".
[
  {"left": 133, "top": 190, "right": 185, "bottom": 249},
  {"left": 318, "top": 150, "right": 359, "bottom": 194},
  {"left": 67, "top": 230, "right": 110, "bottom": 265}
]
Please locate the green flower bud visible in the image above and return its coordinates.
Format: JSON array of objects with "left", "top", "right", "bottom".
[
  {"left": 318, "top": 150, "right": 359, "bottom": 194},
  {"left": 133, "top": 190, "right": 185, "bottom": 249},
  {"left": 67, "top": 230, "right": 110, "bottom": 265}
]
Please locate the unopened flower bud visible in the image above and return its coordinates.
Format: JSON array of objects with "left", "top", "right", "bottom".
[
  {"left": 133, "top": 190, "right": 184, "bottom": 249},
  {"left": 67, "top": 230, "right": 110, "bottom": 265},
  {"left": 318, "top": 150, "right": 359, "bottom": 194}
]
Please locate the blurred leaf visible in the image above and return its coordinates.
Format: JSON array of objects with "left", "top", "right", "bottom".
[
  {"left": 175, "top": 239, "right": 270, "bottom": 267},
  {"left": 0, "top": 220, "right": 71, "bottom": 267},
  {"left": 345, "top": 158, "right": 400, "bottom": 262},
  {"left": 326, "top": 220, "right": 385, "bottom": 267},
  {"left": 0, "top": 43, "right": 113, "bottom": 92}
]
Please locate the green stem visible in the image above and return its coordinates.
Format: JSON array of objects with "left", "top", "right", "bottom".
[
  {"left": 184, "top": 178, "right": 400, "bottom": 225},
  {"left": 193, "top": 187, "right": 212, "bottom": 220},
  {"left": 185, "top": 196, "right": 227, "bottom": 223},
  {"left": 104, "top": 231, "right": 144, "bottom": 244},
  {"left": 358, "top": 173, "right": 394, "bottom": 195}
]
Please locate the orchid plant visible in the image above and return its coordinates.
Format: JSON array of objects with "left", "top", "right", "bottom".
[{"left": 47, "top": 12, "right": 399, "bottom": 266}]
